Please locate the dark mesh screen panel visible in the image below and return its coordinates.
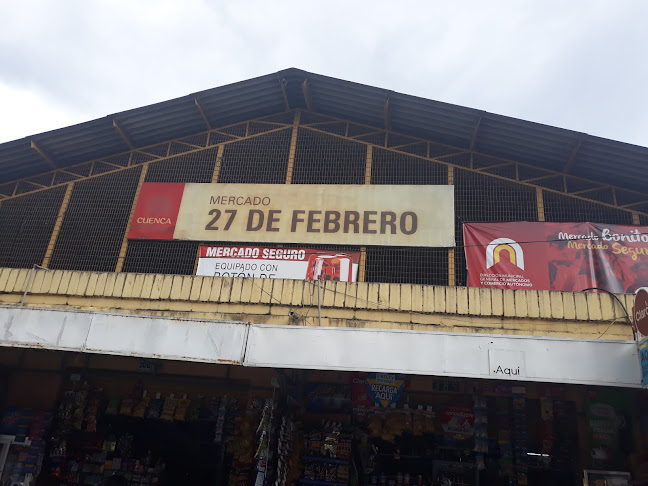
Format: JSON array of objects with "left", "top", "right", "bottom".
[
  {"left": 365, "top": 247, "right": 448, "bottom": 286},
  {"left": 0, "top": 186, "right": 66, "bottom": 268},
  {"left": 145, "top": 148, "right": 218, "bottom": 183},
  {"left": 218, "top": 129, "right": 291, "bottom": 184},
  {"left": 454, "top": 169, "right": 538, "bottom": 286},
  {"left": 367, "top": 148, "right": 449, "bottom": 284},
  {"left": 122, "top": 240, "right": 199, "bottom": 275},
  {"left": 371, "top": 148, "right": 447, "bottom": 185},
  {"left": 121, "top": 149, "right": 218, "bottom": 274},
  {"left": 49, "top": 168, "right": 141, "bottom": 271},
  {"left": 2, "top": 113, "right": 646, "bottom": 287},
  {"left": 543, "top": 192, "right": 635, "bottom": 224},
  {"left": 292, "top": 129, "right": 366, "bottom": 184}
]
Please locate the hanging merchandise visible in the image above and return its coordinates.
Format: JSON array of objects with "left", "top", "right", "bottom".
[
  {"left": 496, "top": 397, "right": 514, "bottom": 482},
  {"left": 0, "top": 408, "right": 52, "bottom": 485},
  {"left": 473, "top": 392, "right": 488, "bottom": 469},
  {"left": 173, "top": 395, "right": 191, "bottom": 421},
  {"left": 301, "top": 421, "right": 351, "bottom": 486},
  {"left": 275, "top": 413, "right": 300, "bottom": 486},
  {"left": 441, "top": 404, "right": 475, "bottom": 441},
  {"left": 512, "top": 396, "right": 528, "bottom": 486},
  {"left": 228, "top": 397, "right": 265, "bottom": 486},
  {"left": 131, "top": 391, "right": 151, "bottom": 419},
  {"left": 254, "top": 398, "right": 279, "bottom": 486},
  {"left": 160, "top": 395, "right": 178, "bottom": 421},
  {"left": 41, "top": 378, "right": 244, "bottom": 486}
]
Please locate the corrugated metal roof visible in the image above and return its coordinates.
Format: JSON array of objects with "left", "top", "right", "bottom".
[{"left": 1, "top": 67, "right": 647, "bottom": 193}]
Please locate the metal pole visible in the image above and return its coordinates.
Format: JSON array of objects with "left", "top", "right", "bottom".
[
  {"left": 317, "top": 278, "right": 322, "bottom": 326},
  {"left": 21, "top": 264, "right": 48, "bottom": 306}
]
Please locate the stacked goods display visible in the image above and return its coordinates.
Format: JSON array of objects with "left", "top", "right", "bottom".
[
  {"left": 228, "top": 398, "right": 264, "bottom": 486},
  {"left": 43, "top": 379, "right": 241, "bottom": 485},
  {"left": 301, "top": 421, "right": 352, "bottom": 486},
  {"left": 254, "top": 398, "right": 280, "bottom": 486},
  {"left": 512, "top": 396, "right": 528, "bottom": 486},
  {"left": 0, "top": 408, "right": 53, "bottom": 484},
  {"left": 275, "top": 413, "right": 300, "bottom": 486},
  {"left": 361, "top": 403, "right": 477, "bottom": 486}
]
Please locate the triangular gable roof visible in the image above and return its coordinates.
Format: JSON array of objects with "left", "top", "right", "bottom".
[{"left": 1, "top": 67, "right": 646, "bottom": 192}]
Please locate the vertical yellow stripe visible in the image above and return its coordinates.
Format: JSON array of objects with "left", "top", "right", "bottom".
[
  {"left": 285, "top": 110, "right": 301, "bottom": 185},
  {"left": 536, "top": 187, "right": 545, "bottom": 222},
  {"left": 115, "top": 163, "right": 149, "bottom": 272},
  {"left": 359, "top": 145, "right": 373, "bottom": 282},
  {"left": 42, "top": 182, "right": 74, "bottom": 268},
  {"left": 448, "top": 166, "right": 455, "bottom": 286},
  {"left": 192, "top": 244, "right": 202, "bottom": 276},
  {"left": 212, "top": 145, "right": 225, "bottom": 183}
]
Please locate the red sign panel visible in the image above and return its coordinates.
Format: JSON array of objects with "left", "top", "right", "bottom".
[
  {"left": 634, "top": 288, "right": 648, "bottom": 336},
  {"left": 464, "top": 222, "right": 648, "bottom": 293},
  {"left": 128, "top": 183, "right": 185, "bottom": 240},
  {"left": 197, "top": 245, "right": 360, "bottom": 281}
]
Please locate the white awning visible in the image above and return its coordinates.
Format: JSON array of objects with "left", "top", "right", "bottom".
[
  {"left": 0, "top": 305, "right": 248, "bottom": 365},
  {"left": 244, "top": 324, "right": 641, "bottom": 388},
  {"left": 0, "top": 305, "right": 641, "bottom": 388}
]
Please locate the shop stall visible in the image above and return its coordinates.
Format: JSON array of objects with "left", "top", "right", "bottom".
[{"left": 0, "top": 347, "right": 644, "bottom": 486}]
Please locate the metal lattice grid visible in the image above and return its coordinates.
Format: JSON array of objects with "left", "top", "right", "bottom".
[
  {"left": 365, "top": 247, "right": 449, "bottom": 286},
  {"left": 542, "top": 191, "right": 635, "bottom": 224},
  {"left": 121, "top": 149, "right": 221, "bottom": 275},
  {"left": 122, "top": 240, "right": 200, "bottom": 275},
  {"left": 49, "top": 167, "right": 142, "bottom": 272},
  {"left": 1, "top": 111, "right": 646, "bottom": 287},
  {"left": 453, "top": 169, "right": 539, "bottom": 286},
  {"left": 292, "top": 129, "right": 366, "bottom": 185},
  {"left": 371, "top": 147, "right": 447, "bottom": 185},
  {"left": 217, "top": 129, "right": 292, "bottom": 184},
  {"left": 144, "top": 147, "right": 219, "bottom": 183},
  {"left": 0, "top": 185, "right": 66, "bottom": 268}
]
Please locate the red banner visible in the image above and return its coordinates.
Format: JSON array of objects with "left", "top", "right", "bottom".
[
  {"left": 129, "top": 182, "right": 185, "bottom": 240},
  {"left": 463, "top": 222, "right": 648, "bottom": 293},
  {"left": 196, "top": 245, "right": 360, "bottom": 281}
]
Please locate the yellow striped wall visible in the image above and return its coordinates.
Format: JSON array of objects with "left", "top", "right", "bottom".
[{"left": 0, "top": 267, "right": 635, "bottom": 340}]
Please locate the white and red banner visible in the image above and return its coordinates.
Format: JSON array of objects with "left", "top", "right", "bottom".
[
  {"left": 128, "top": 182, "right": 455, "bottom": 247},
  {"left": 464, "top": 222, "right": 648, "bottom": 293},
  {"left": 196, "top": 245, "right": 360, "bottom": 281}
]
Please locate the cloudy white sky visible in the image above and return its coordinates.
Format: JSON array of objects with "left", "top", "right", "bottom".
[{"left": 1, "top": 1, "right": 647, "bottom": 147}]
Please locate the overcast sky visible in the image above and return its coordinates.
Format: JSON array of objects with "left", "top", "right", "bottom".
[{"left": 1, "top": 1, "right": 647, "bottom": 148}]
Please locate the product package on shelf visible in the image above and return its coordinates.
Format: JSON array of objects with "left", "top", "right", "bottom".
[
  {"left": 275, "top": 413, "right": 298, "bottom": 486},
  {"left": 254, "top": 398, "right": 279, "bottom": 486},
  {"left": 496, "top": 397, "right": 514, "bottom": 483},
  {"left": 300, "top": 421, "right": 352, "bottom": 486},
  {"left": 473, "top": 393, "right": 488, "bottom": 471},
  {"left": 44, "top": 379, "right": 240, "bottom": 486},
  {"left": 0, "top": 407, "right": 52, "bottom": 485},
  {"left": 228, "top": 397, "right": 264, "bottom": 486},
  {"left": 214, "top": 396, "right": 230, "bottom": 445},
  {"left": 512, "top": 396, "right": 528, "bottom": 486}
]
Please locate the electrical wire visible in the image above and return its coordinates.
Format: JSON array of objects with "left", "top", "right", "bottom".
[{"left": 581, "top": 287, "right": 635, "bottom": 339}]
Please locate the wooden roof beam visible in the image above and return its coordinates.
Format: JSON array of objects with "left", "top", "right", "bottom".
[
  {"left": 469, "top": 116, "right": 482, "bottom": 151},
  {"left": 563, "top": 138, "right": 582, "bottom": 174},
  {"left": 30, "top": 141, "right": 57, "bottom": 169},
  {"left": 113, "top": 120, "right": 135, "bottom": 150},
  {"left": 278, "top": 77, "right": 291, "bottom": 111},
  {"left": 384, "top": 98, "right": 391, "bottom": 131},
  {"left": 302, "top": 79, "right": 313, "bottom": 111},
  {"left": 194, "top": 98, "right": 212, "bottom": 130}
]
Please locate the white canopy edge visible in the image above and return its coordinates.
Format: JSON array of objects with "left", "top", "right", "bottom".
[{"left": 0, "top": 305, "right": 640, "bottom": 388}]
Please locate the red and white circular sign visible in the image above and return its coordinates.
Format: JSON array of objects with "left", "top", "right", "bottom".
[
  {"left": 441, "top": 404, "right": 475, "bottom": 440},
  {"left": 633, "top": 288, "right": 648, "bottom": 337}
]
